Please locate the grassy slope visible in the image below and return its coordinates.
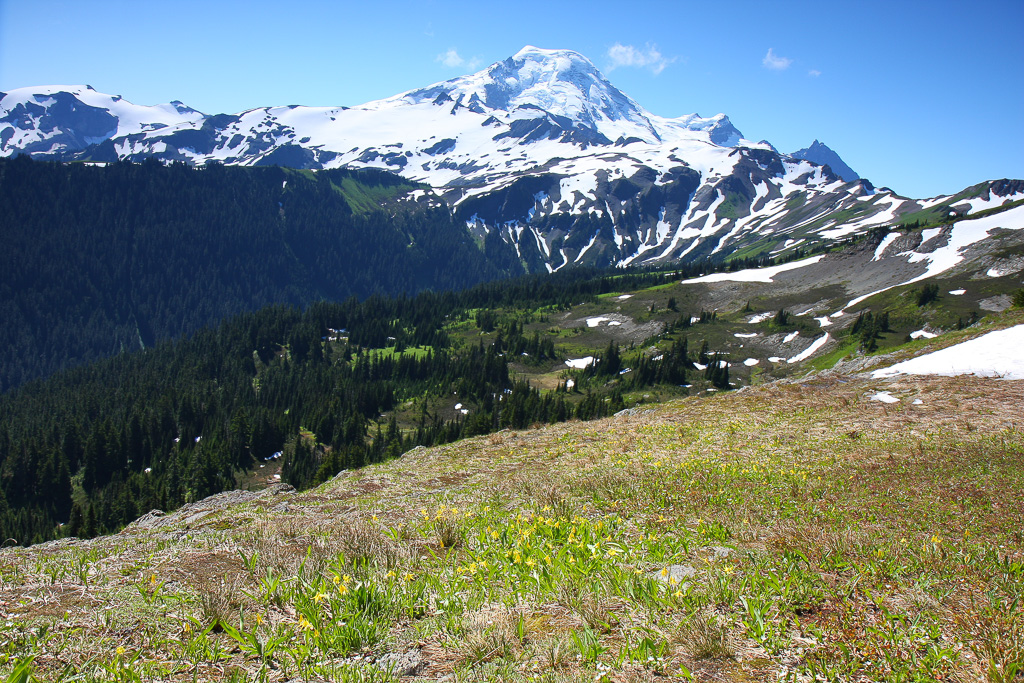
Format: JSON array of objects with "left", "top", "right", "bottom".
[
  {"left": 1, "top": 363, "right": 1021, "bottom": 681},
  {"left": 2, "top": 203, "right": 1022, "bottom": 681}
]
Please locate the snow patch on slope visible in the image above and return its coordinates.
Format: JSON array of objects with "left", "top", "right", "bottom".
[
  {"left": 871, "top": 325, "right": 1024, "bottom": 380},
  {"left": 680, "top": 255, "right": 825, "bottom": 284}
]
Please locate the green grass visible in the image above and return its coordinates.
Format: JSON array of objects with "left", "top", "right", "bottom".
[
  {"left": 715, "top": 191, "right": 749, "bottom": 221},
  {"left": 785, "top": 192, "right": 807, "bottom": 210},
  {"left": 335, "top": 177, "right": 420, "bottom": 214},
  {"left": 365, "top": 345, "right": 434, "bottom": 362}
]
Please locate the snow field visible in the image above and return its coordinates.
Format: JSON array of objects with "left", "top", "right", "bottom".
[{"left": 871, "top": 324, "right": 1024, "bottom": 380}]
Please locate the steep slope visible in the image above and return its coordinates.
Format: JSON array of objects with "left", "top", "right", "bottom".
[
  {"left": 5, "top": 47, "right": 1021, "bottom": 272},
  {"left": 0, "top": 157, "right": 507, "bottom": 391}
]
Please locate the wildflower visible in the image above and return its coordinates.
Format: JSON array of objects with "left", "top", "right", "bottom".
[
  {"left": 314, "top": 592, "right": 326, "bottom": 603},
  {"left": 116, "top": 646, "right": 126, "bottom": 656},
  {"left": 255, "top": 614, "right": 263, "bottom": 626},
  {"left": 333, "top": 575, "right": 341, "bottom": 585}
]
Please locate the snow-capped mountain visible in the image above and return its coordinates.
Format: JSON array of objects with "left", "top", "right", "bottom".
[
  {"left": 791, "top": 140, "right": 859, "bottom": 182},
  {"left": 3, "top": 46, "right": 1022, "bottom": 271}
]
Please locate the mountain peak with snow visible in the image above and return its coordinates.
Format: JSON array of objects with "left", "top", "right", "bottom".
[
  {"left": 791, "top": 139, "right": 859, "bottom": 182},
  {"left": 393, "top": 46, "right": 661, "bottom": 143}
]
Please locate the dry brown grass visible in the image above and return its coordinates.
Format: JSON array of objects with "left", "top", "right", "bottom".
[{"left": 677, "top": 610, "right": 735, "bottom": 660}]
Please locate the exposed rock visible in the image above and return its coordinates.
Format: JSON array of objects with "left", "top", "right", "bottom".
[
  {"left": 123, "top": 484, "right": 295, "bottom": 532},
  {"left": 649, "top": 564, "right": 695, "bottom": 586},
  {"left": 615, "top": 407, "right": 655, "bottom": 418},
  {"left": 377, "top": 649, "right": 422, "bottom": 676},
  {"left": 979, "top": 294, "right": 1013, "bottom": 312},
  {"left": 129, "top": 510, "right": 166, "bottom": 530}
]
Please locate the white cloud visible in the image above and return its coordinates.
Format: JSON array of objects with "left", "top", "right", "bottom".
[
  {"left": 762, "top": 48, "right": 792, "bottom": 71},
  {"left": 607, "top": 42, "right": 674, "bottom": 75},
  {"left": 436, "top": 48, "right": 480, "bottom": 70},
  {"left": 808, "top": 69, "right": 822, "bottom": 77}
]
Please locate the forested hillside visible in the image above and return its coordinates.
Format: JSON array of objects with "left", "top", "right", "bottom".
[
  {"left": 0, "top": 157, "right": 512, "bottom": 391},
  {"left": 0, "top": 266, "right": 730, "bottom": 545}
]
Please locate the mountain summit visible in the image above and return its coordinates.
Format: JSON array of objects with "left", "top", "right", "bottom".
[
  {"left": 408, "top": 46, "right": 660, "bottom": 140},
  {"left": 791, "top": 140, "right": 859, "bottom": 182}
]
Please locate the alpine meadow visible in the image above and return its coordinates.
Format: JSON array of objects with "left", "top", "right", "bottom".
[{"left": 0, "top": 27, "right": 1022, "bottom": 683}]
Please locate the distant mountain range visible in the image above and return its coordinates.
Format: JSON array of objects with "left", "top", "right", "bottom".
[{"left": 3, "top": 46, "right": 1022, "bottom": 270}]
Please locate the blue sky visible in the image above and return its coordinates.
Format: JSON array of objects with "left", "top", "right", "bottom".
[{"left": 2, "top": 0, "right": 1021, "bottom": 198}]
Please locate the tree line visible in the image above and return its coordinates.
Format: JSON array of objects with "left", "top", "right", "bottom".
[{"left": 0, "top": 270, "right": 742, "bottom": 544}]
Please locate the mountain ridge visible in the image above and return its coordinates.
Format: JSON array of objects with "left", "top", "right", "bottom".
[{"left": 2, "top": 47, "right": 1023, "bottom": 272}]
